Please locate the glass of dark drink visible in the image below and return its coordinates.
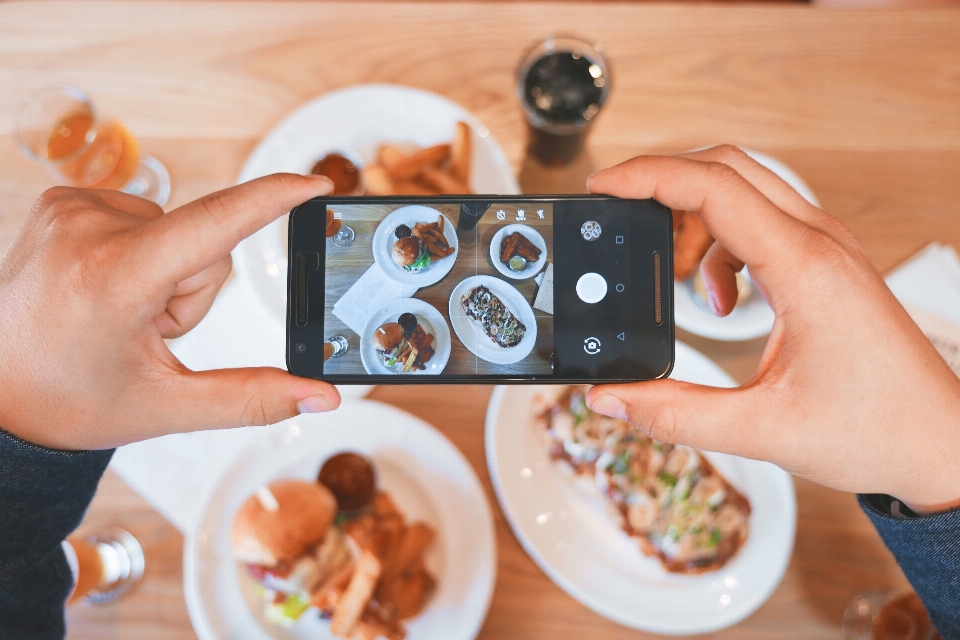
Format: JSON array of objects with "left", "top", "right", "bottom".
[{"left": 516, "top": 36, "right": 611, "bottom": 167}]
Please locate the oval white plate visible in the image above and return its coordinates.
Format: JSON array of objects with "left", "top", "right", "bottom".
[
  {"left": 371, "top": 205, "right": 458, "bottom": 286},
  {"left": 488, "top": 224, "right": 548, "bottom": 280},
  {"left": 448, "top": 275, "right": 537, "bottom": 365},
  {"left": 359, "top": 298, "right": 451, "bottom": 375},
  {"left": 233, "top": 84, "right": 521, "bottom": 328},
  {"left": 675, "top": 149, "right": 819, "bottom": 341},
  {"left": 485, "top": 342, "right": 796, "bottom": 635},
  {"left": 184, "top": 400, "right": 497, "bottom": 640}
]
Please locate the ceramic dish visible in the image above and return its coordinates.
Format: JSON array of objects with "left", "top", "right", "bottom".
[
  {"left": 359, "top": 298, "right": 451, "bottom": 375},
  {"left": 448, "top": 275, "right": 537, "bottom": 365},
  {"left": 371, "top": 205, "right": 458, "bottom": 287},
  {"left": 489, "top": 224, "right": 548, "bottom": 280}
]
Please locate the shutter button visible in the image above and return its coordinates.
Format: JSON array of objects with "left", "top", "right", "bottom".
[{"left": 576, "top": 273, "right": 607, "bottom": 304}]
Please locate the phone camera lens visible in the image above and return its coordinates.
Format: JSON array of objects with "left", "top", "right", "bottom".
[{"left": 296, "top": 343, "right": 307, "bottom": 353}]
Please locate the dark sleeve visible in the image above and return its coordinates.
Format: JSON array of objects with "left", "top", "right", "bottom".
[
  {"left": 859, "top": 494, "right": 960, "bottom": 639},
  {"left": 0, "top": 427, "right": 114, "bottom": 640}
]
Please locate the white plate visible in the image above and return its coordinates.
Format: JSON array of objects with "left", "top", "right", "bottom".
[
  {"left": 184, "top": 400, "right": 497, "bottom": 640},
  {"left": 485, "top": 342, "right": 796, "bottom": 635},
  {"left": 675, "top": 148, "right": 819, "bottom": 341},
  {"left": 359, "top": 298, "right": 452, "bottom": 375},
  {"left": 233, "top": 84, "right": 521, "bottom": 328},
  {"left": 488, "top": 224, "right": 548, "bottom": 280},
  {"left": 372, "top": 206, "right": 458, "bottom": 286},
  {"left": 448, "top": 275, "right": 537, "bottom": 365}
]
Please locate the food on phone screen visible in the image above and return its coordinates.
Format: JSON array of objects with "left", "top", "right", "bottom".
[
  {"left": 392, "top": 236, "right": 430, "bottom": 273},
  {"left": 318, "top": 452, "right": 377, "bottom": 513},
  {"left": 533, "top": 386, "right": 751, "bottom": 574},
  {"left": 461, "top": 285, "right": 526, "bottom": 348},
  {"left": 508, "top": 255, "right": 527, "bottom": 272},
  {"left": 232, "top": 458, "right": 437, "bottom": 638},
  {"left": 373, "top": 316, "right": 436, "bottom": 372},
  {"left": 311, "top": 153, "right": 362, "bottom": 196},
  {"left": 363, "top": 122, "right": 474, "bottom": 196},
  {"left": 673, "top": 211, "right": 713, "bottom": 281},
  {"left": 500, "top": 231, "right": 542, "bottom": 267},
  {"left": 390, "top": 217, "right": 455, "bottom": 273}
]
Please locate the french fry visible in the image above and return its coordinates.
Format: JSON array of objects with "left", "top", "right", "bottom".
[
  {"left": 386, "top": 144, "right": 450, "bottom": 181},
  {"left": 330, "top": 550, "right": 382, "bottom": 637},
  {"left": 402, "top": 348, "right": 418, "bottom": 373},
  {"left": 383, "top": 522, "right": 436, "bottom": 581},
  {"left": 365, "top": 165, "right": 394, "bottom": 196},
  {"left": 673, "top": 211, "right": 713, "bottom": 281},
  {"left": 377, "top": 144, "right": 407, "bottom": 169},
  {"left": 311, "top": 561, "right": 355, "bottom": 610},
  {"left": 436, "top": 213, "right": 444, "bottom": 233},
  {"left": 419, "top": 165, "right": 470, "bottom": 195},
  {"left": 450, "top": 121, "right": 471, "bottom": 184},
  {"left": 500, "top": 233, "right": 520, "bottom": 263}
]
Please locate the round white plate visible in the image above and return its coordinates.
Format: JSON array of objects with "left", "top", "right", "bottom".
[
  {"left": 674, "top": 148, "right": 819, "bottom": 341},
  {"left": 232, "top": 84, "right": 521, "bottom": 328},
  {"left": 372, "top": 206, "right": 458, "bottom": 286},
  {"left": 184, "top": 400, "right": 497, "bottom": 640},
  {"left": 488, "top": 224, "right": 548, "bottom": 280},
  {"left": 359, "top": 298, "right": 452, "bottom": 375},
  {"left": 448, "top": 275, "right": 537, "bottom": 365},
  {"left": 485, "top": 342, "right": 796, "bottom": 635}
]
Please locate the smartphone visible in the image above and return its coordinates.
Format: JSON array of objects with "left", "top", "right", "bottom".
[{"left": 287, "top": 195, "right": 673, "bottom": 384}]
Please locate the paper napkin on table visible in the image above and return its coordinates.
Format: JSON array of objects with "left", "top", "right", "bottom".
[
  {"left": 333, "top": 265, "right": 419, "bottom": 334},
  {"left": 887, "top": 242, "right": 960, "bottom": 378}
]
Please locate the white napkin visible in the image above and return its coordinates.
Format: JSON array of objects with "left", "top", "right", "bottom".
[
  {"left": 333, "top": 265, "right": 418, "bottom": 334},
  {"left": 109, "top": 275, "right": 370, "bottom": 532}
]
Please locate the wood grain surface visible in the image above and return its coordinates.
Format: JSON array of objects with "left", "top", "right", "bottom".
[{"left": 1, "top": 1, "right": 958, "bottom": 638}]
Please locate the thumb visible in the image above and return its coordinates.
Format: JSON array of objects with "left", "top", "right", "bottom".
[
  {"left": 586, "top": 380, "right": 763, "bottom": 458},
  {"left": 172, "top": 367, "right": 341, "bottom": 431}
]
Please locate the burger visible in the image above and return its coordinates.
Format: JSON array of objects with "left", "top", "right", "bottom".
[
  {"left": 392, "top": 236, "right": 430, "bottom": 273},
  {"left": 372, "top": 322, "right": 406, "bottom": 367},
  {"left": 231, "top": 479, "right": 350, "bottom": 626}
]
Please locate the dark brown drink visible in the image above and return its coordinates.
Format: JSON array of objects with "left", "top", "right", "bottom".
[{"left": 517, "top": 37, "right": 610, "bottom": 167}]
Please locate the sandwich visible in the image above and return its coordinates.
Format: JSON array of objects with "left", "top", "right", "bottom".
[{"left": 392, "top": 236, "right": 431, "bottom": 273}]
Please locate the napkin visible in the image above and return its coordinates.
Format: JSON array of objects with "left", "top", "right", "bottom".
[{"left": 333, "top": 265, "right": 419, "bottom": 334}]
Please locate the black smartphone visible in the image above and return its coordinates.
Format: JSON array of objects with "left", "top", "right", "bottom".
[{"left": 287, "top": 195, "right": 673, "bottom": 384}]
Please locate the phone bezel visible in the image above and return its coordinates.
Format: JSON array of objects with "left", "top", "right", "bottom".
[{"left": 287, "top": 194, "right": 674, "bottom": 384}]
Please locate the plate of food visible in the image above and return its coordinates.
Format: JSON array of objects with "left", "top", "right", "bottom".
[
  {"left": 489, "top": 225, "right": 548, "bottom": 280},
  {"left": 232, "top": 83, "right": 521, "bottom": 328},
  {"left": 372, "top": 206, "right": 458, "bottom": 286},
  {"left": 673, "top": 149, "right": 819, "bottom": 341},
  {"left": 360, "top": 299, "right": 451, "bottom": 375},
  {"left": 448, "top": 275, "right": 537, "bottom": 365},
  {"left": 485, "top": 342, "right": 796, "bottom": 635},
  {"left": 184, "top": 401, "right": 497, "bottom": 640}
]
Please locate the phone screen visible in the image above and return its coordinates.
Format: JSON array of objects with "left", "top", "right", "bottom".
[{"left": 288, "top": 196, "right": 673, "bottom": 383}]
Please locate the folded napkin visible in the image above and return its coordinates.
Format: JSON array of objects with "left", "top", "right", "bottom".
[{"left": 333, "top": 265, "right": 419, "bottom": 334}]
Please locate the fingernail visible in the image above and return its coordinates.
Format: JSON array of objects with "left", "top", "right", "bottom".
[
  {"left": 708, "top": 291, "right": 721, "bottom": 315},
  {"left": 297, "top": 394, "right": 331, "bottom": 414},
  {"left": 588, "top": 394, "right": 627, "bottom": 421}
]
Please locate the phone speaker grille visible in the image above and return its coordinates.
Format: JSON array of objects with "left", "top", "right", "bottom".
[{"left": 653, "top": 252, "right": 662, "bottom": 325}]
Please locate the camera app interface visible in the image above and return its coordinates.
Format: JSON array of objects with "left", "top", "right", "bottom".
[{"left": 323, "top": 202, "right": 555, "bottom": 377}]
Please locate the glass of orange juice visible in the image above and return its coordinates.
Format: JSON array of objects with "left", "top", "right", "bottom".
[{"left": 17, "top": 85, "right": 170, "bottom": 206}]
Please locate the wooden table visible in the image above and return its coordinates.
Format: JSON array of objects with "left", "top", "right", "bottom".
[{"left": 2, "top": 2, "right": 960, "bottom": 638}]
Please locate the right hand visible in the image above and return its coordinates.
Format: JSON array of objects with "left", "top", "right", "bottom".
[{"left": 586, "top": 146, "right": 960, "bottom": 513}]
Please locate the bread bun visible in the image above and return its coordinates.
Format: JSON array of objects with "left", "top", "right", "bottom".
[
  {"left": 373, "top": 323, "right": 404, "bottom": 354},
  {"left": 392, "top": 236, "right": 423, "bottom": 268},
  {"left": 231, "top": 479, "right": 337, "bottom": 567}
]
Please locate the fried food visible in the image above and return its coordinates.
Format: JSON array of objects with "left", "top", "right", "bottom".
[
  {"left": 360, "top": 122, "right": 474, "bottom": 196},
  {"left": 673, "top": 211, "right": 713, "bottom": 281},
  {"left": 500, "top": 231, "right": 541, "bottom": 264}
]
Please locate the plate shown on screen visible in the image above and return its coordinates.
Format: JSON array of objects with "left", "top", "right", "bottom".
[
  {"left": 184, "top": 401, "right": 496, "bottom": 640},
  {"left": 371, "top": 206, "right": 458, "bottom": 286},
  {"left": 674, "top": 148, "right": 819, "bottom": 341},
  {"left": 489, "top": 224, "right": 548, "bottom": 280},
  {"left": 359, "top": 298, "right": 451, "bottom": 375},
  {"left": 232, "top": 84, "right": 521, "bottom": 328},
  {"left": 448, "top": 275, "right": 537, "bottom": 365},
  {"left": 485, "top": 342, "right": 796, "bottom": 635}
]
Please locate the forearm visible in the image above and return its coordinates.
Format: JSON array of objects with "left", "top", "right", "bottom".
[
  {"left": 859, "top": 494, "right": 960, "bottom": 639},
  {"left": 0, "top": 427, "right": 113, "bottom": 640}
]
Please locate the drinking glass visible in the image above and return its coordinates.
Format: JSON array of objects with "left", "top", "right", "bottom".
[
  {"left": 324, "top": 335, "right": 349, "bottom": 361},
  {"left": 842, "top": 590, "right": 941, "bottom": 640},
  {"left": 17, "top": 85, "right": 170, "bottom": 206},
  {"left": 516, "top": 36, "right": 611, "bottom": 167},
  {"left": 64, "top": 528, "right": 145, "bottom": 605}
]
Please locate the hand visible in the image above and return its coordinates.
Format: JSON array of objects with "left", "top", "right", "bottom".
[
  {"left": 586, "top": 146, "right": 960, "bottom": 512},
  {"left": 0, "top": 174, "right": 339, "bottom": 451}
]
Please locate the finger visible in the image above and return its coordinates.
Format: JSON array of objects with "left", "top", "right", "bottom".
[
  {"left": 585, "top": 380, "right": 772, "bottom": 461},
  {"left": 587, "top": 155, "right": 812, "bottom": 295},
  {"left": 165, "top": 367, "right": 341, "bottom": 434},
  {"left": 699, "top": 242, "right": 745, "bottom": 316},
  {"left": 155, "top": 255, "right": 232, "bottom": 338},
  {"left": 139, "top": 173, "right": 333, "bottom": 284},
  {"left": 83, "top": 189, "right": 165, "bottom": 219}
]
